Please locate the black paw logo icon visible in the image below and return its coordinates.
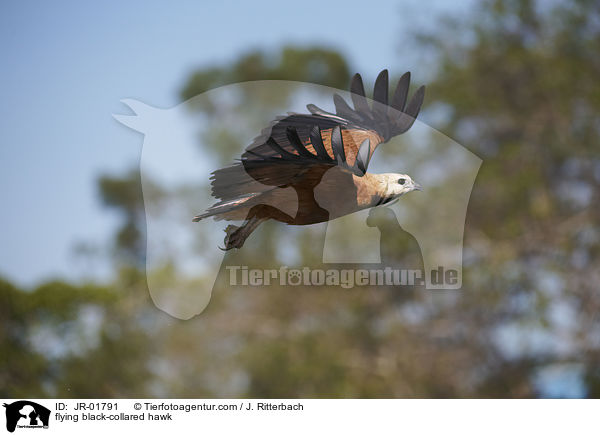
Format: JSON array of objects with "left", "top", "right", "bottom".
[{"left": 288, "top": 270, "right": 302, "bottom": 286}]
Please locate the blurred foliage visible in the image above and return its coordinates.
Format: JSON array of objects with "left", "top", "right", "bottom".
[
  {"left": 420, "top": 0, "right": 600, "bottom": 396},
  {"left": 4, "top": 0, "right": 600, "bottom": 398},
  {"left": 180, "top": 46, "right": 352, "bottom": 165},
  {"left": 181, "top": 46, "right": 350, "bottom": 100},
  {"left": 98, "top": 170, "right": 164, "bottom": 266},
  {"left": 0, "top": 276, "right": 155, "bottom": 397}
]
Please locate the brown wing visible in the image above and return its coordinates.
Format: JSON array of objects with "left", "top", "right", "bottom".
[
  {"left": 243, "top": 69, "right": 425, "bottom": 182},
  {"left": 240, "top": 123, "right": 373, "bottom": 188},
  {"left": 202, "top": 70, "right": 425, "bottom": 218}
]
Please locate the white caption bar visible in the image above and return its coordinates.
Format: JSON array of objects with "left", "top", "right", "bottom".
[{"left": 1, "top": 399, "right": 597, "bottom": 434}]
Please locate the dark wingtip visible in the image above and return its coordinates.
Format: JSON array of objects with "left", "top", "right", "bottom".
[
  {"left": 354, "top": 138, "right": 371, "bottom": 175},
  {"left": 390, "top": 71, "right": 411, "bottom": 112},
  {"left": 350, "top": 73, "right": 372, "bottom": 117},
  {"left": 306, "top": 103, "right": 332, "bottom": 116},
  {"left": 309, "top": 125, "right": 332, "bottom": 161},
  {"left": 373, "top": 69, "right": 389, "bottom": 106},
  {"left": 350, "top": 73, "right": 365, "bottom": 96},
  {"left": 286, "top": 126, "right": 315, "bottom": 158},
  {"left": 265, "top": 136, "right": 297, "bottom": 159},
  {"left": 391, "top": 82, "right": 425, "bottom": 135},
  {"left": 330, "top": 125, "right": 346, "bottom": 165},
  {"left": 333, "top": 93, "right": 362, "bottom": 122},
  {"left": 306, "top": 103, "right": 319, "bottom": 114},
  {"left": 405, "top": 85, "right": 426, "bottom": 117}
]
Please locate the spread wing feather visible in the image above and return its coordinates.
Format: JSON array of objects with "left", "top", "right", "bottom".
[
  {"left": 241, "top": 70, "right": 424, "bottom": 175},
  {"left": 308, "top": 69, "right": 425, "bottom": 143},
  {"left": 207, "top": 70, "right": 424, "bottom": 214},
  {"left": 242, "top": 125, "right": 369, "bottom": 180}
]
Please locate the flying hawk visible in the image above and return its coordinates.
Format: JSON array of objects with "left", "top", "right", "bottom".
[{"left": 193, "top": 70, "right": 425, "bottom": 250}]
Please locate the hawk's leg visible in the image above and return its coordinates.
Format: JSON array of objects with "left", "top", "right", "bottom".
[{"left": 223, "top": 216, "right": 267, "bottom": 250}]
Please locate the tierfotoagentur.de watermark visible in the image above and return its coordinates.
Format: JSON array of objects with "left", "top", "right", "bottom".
[
  {"left": 115, "top": 78, "right": 481, "bottom": 318},
  {"left": 226, "top": 266, "right": 459, "bottom": 289}
]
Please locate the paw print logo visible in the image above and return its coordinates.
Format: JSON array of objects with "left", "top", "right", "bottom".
[{"left": 287, "top": 269, "right": 302, "bottom": 286}]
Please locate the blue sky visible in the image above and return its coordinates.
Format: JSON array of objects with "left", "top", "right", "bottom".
[{"left": 0, "top": 0, "right": 472, "bottom": 285}]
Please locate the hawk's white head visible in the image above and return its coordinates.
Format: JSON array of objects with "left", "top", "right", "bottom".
[{"left": 382, "top": 173, "right": 422, "bottom": 197}]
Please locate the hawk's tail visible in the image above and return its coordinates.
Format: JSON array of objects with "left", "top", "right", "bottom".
[{"left": 192, "top": 193, "right": 260, "bottom": 222}]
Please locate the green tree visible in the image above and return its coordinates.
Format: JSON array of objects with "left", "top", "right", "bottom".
[
  {"left": 0, "top": 278, "right": 155, "bottom": 397},
  {"left": 181, "top": 46, "right": 350, "bottom": 100},
  {"left": 411, "top": 0, "right": 600, "bottom": 397}
]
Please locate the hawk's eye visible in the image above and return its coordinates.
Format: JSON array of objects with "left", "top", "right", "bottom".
[{"left": 398, "top": 178, "right": 406, "bottom": 185}]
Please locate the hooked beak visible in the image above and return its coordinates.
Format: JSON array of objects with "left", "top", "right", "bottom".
[{"left": 412, "top": 181, "right": 423, "bottom": 191}]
